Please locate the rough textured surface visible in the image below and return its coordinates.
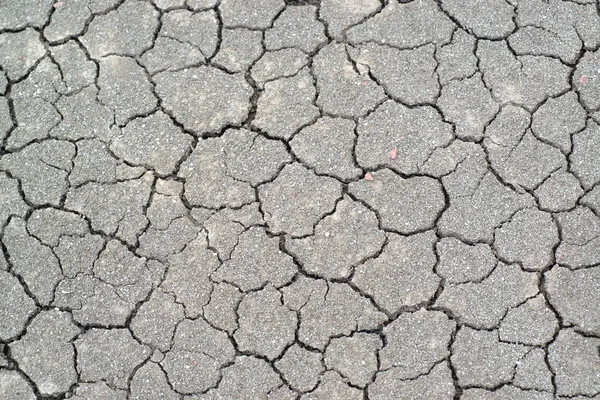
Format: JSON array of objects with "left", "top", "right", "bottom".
[
  {"left": 353, "top": 232, "right": 440, "bottom": 314},
  {"left": 355, "top": 100, "right": 453, "bottom": 174},
  {"left": 1, "top": 3, "right": 598, "bottom": 398},
  {"left": 349, "top": 169, "right": 445, "bottom": 234},
  {"left": 155, "top": 66, "right": 252, "bottom": 135},
  {"left": 286, "top": 196, "right": 384, "bottom": 279}
]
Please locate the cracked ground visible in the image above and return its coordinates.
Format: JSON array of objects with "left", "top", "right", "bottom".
[{"left": 1, "top": 0, "right": 600, "bottom": 398}]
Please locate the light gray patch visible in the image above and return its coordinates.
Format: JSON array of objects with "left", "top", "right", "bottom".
[
  {"left": 441, "top": 0, "right": 515, "bottom": 39},
  {"left": 144, "top": 194, "right": 188, "bottom": 230},
  {"left": 319, "top": 0, "right": 381, "bottom": 41},
  {"left": 513, "top": 348, "right": 554, "bottom": 392},
  {"left": 546, "top": 265, "right": 600, "bottom": 336},
  {"left": 438, "top": 73, "right": 499, "bottom": 141},
  {"left": 51, "top": 86, "right": 115, "bottom": 142},
  {"left": 179, "top": 128, "right": 289, "bottom": 208},
  {"left": 251, "top": 48, "right": 309, "bottom": 88},
  {"left": 258, "top": 163, "right": 342, "bottom": 237},
  {"left": 282, "top": 277, "right": 387, "bottom": 350},
  {"left": 487, "top": 128, "right": 566, "bottom": 192},
  {"left": 161, "top": 318, "right": 234, "bottom": 394},
  {"left": 203, "top": 282, "right": 243, "bottom": 334},
  {"left": 3, "top": 217, "right": 63, "bottom": 306},
  {"left": 9, "top": 310, "right": 79, "bottom": 396},
  {"left": 476, "top": 40, "right": 571, "bottom": 111},
  {"left": 219, "top": 0, "right": 286, "bottom": 29},
  {"left": 213, "top": 28, "right": 263, "bottom": 73},
  {"left": 140, "top": 37, "right": 204, "bottom": 75},
  {"left": 300, "top": 371, "right": 363, "bottom": 400},
  {"left": 204, "top": 203, "right": 264, "bottom": 260},
  {"left": 275, "top": 344, "right": 323, "bottom": 392},
  {"left": 462, "top": 386, "right": 553, "bottom": 400},
  {"left": 265, "top": 6, "right": 327, "bottom": 53},
  {"left": 531, "top": 92, "right": 586, "bottom": 154},
  {"left": 161, "top": 234, "right": 219, "bottom": 318},
  {"left": 575, "top": 49, "right": 600, "bottom": 111},
  {"left": 213, "top": 227, "right": 296, "bottom": 291},
  {"left": 50, "top": 41, "right": 97, "bottom": 94},
  {"left": 352, "top": 232, "right": 440, "bottom": 314},
  {"left": 437, "top": 29, "right": 477, "bottom": 85},
  {"left": 355, "top": 100, "right": 453, "bottom": 175},
  {"left": 130, "top": 362, "right": 180, "bottom": 400},
  {"left": 0, "top": 270, "right": 37, "bottom": 341},
  {"left": 0, "top": 370, "right": 36, "bottom": 400},
  {"left": 187, "top": 0, "right": 218, "bottom": 10},
  {"left": 11, "top": 57, "right": 64, "bottom": 103},
  {"left": 55, "top": 234, "right": 105, "bottom": 278},
  {"left": 0, "top": 97, "right": 13, "bottom": 143},
  {"left": 499, "top": 295, "right": 559, "bottom": 346},
  {"left": 346, "top": 0, "right": 455, "bottom": 48},
  {"left": 152, "top": 0, "right": 185, "bottom": 9},
  {"left": 160, "top": 9, "right": 219, "bottom": 58},
  {"left": 510, "top": 0, "right": 600, "bottom": 64},
  {"left": 494, "top": 208, "right": 559, "bottom": 271},
  {"left": 65, "top": 173, "right": 153, "bottom": 245},
  {"left": 555, "top": 206, "right": 600, "bottom": 268},
  {"left": 0, "top": 173, "right": 29, "bottom": 228},
  {"left": 0, "top": 29, "right": 46, "bottom": 81},
  {"left": 155, "top": 66, "right": 252, "bottom": 135},
  {"left": 369, "top": 362, "right": 455, "bottom": 400},
  {"left": 199, "top": 356, "right": 282, "bottom": 399},
  {"left": 5, "top": 97, "right": 60, "bottom": 150},
  {"left": 130, "top": 290, "right": 185, "bottom": 352},
  {"left": 313, "top": 43, "right": 386, "bottom": 118},
  {"left": 548, "top": 329, "right": 600, "bottom": 397},
  {"left": 570, "top": 121, "right": 600, "bottom": 189},
  {"left": 234, "top": 286, "right": 297, "bottom": 360},
  {"left": 44, "top": 0, "right": 91, "bottom": 43},
  {"left": 71, "top": 382, "right": 127, "bottom": 400},
  {"left": 380, "top": 309, "right": 455, "bottom": 379},
  {"left": 27, "top": 208, "right": 88, "bottom": 247},
  {"left": 325, "top": 333, "right": 382, "bottom": 388},
  {"left": 81, "top": 0, "right": 159, "bottom": 59},
  {"left": 433, "top": 263, "right": 539, "bottom": 329},
  {"left": 451, "top": 327, "right": 529, "bottom": 388},
  {"left": 349, "top": 169, "right": 445, "bottom": 234},
  {"left": 438, "top": 172, "right": 534, "bottom": 243},
  {"left": 286, "top": 196, "right": 384, "bottom": 280},
  {"left": 290, "top": 116, "right": 361, "bottom": 181},
  {"left": 112, "top": 111, "right": 193, "bottom": 175},
  {"left": 0, "top": 0, "right": 53, "bottom": 30},
  {"left": 535, "top": 169, "right": 584, "bottom": 212},
  {"left": 75, "top": 328, "right": 151, "bottom": 389},
  {"left": 98, "top": 55, "right": 157, "bottom": 126},
  {"left": 436, "top": 237, "right": 496, "bottom": 284},
  {"left": 355, "top": 43, "right": 439, "bottom": 106},
  {"left": 69, "top": 139, "right": 119, "bottom": 186},
  {"left": 253, "top": 68, "right": 320, "bottom": 140}
]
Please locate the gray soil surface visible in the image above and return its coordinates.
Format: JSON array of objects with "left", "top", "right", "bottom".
[{"left": 1, "top": 0, "right": 600, "bottom": 398}]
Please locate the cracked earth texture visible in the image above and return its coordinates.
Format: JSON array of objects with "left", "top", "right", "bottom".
[{"left": 1, "top": 0, "right": 600, "bottom": 399}]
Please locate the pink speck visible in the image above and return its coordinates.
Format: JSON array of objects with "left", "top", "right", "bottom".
[
  {"left": 389, "top": 148, "right": 398, "bottom": 160},
  {"left": 579, "top": 75, "right": 589, "bottom": 85},
  {"left": 364, "top": 173, "right": 374, "bottom": 181},
  {"left": 54, "top": 1, "right": 64, "bottom": 8},
  {"left": 362, "top": 81, "right": 368, "bottom": 86},
  {"left": 18, "top": 55, "right": 23, "bottom": 61},
  {"left": 193, "top": 360, "right": 198, "bottom": 366}
]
